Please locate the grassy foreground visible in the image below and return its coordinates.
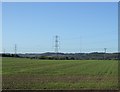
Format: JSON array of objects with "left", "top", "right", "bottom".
[{"left": 2, "top": 57, "right": 118, "bottom": 90}]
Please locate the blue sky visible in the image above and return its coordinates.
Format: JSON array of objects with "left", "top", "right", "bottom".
[{"left": 2, "top": 2, "right": 118, "bottom": 53}]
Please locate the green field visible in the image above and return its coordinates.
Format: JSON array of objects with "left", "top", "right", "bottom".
[{"left": 2, "top": 57, "right": 118, "bottom": 90}]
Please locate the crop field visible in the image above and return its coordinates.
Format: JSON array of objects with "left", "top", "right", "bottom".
[{"left": 2, "top": 57, "right": 118, "bottom": 90}]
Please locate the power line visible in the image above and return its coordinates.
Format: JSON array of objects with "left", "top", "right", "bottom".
[
  {"left": 55, "top": 35, "right": 59, "bottom": 58},
  {"left": 80, "top": 37, "right": 82, "bottom": 53},
  {"left": 15, "top": 44, "right": 17, "bottom": 56},
  {"left": 104, "top": 48, "right": 107, "bottom": 53},
  {"left": 104, "top": 48, "right": 107, "bottom": 60}
]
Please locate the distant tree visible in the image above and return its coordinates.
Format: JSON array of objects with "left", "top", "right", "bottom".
[
  {"left": 65, "top": 57, "right": 69, "bottom": 60},
  {"left": 70, "top": 57, "right": 75, "bottom": 60},
  {"left": 39, "top": 56, "right": 47, "bottom": 59}
]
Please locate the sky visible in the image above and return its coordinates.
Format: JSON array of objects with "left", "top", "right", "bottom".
[
  {"left": 1, "top": 0, "right": 119, "bottom": 2},
  {"left": 2, "top": 2, "right": 118, "bottom": 53}
]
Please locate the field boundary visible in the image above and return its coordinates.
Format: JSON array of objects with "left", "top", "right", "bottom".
[{"left": 1, "top": 89, "right": 119, "bottom": 92}]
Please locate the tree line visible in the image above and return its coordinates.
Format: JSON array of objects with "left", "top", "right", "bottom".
[{"left": 1, "top": 52, "right": 119, "bottom": 60}]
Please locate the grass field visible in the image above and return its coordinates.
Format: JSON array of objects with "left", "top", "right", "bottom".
[{"left": 2, "top": 57, "right": 118, "bottom": 90}]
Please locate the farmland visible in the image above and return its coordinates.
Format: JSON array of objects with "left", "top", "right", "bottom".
[{"left": 2, "top": 57, "right": 118, "bottom": 90}]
